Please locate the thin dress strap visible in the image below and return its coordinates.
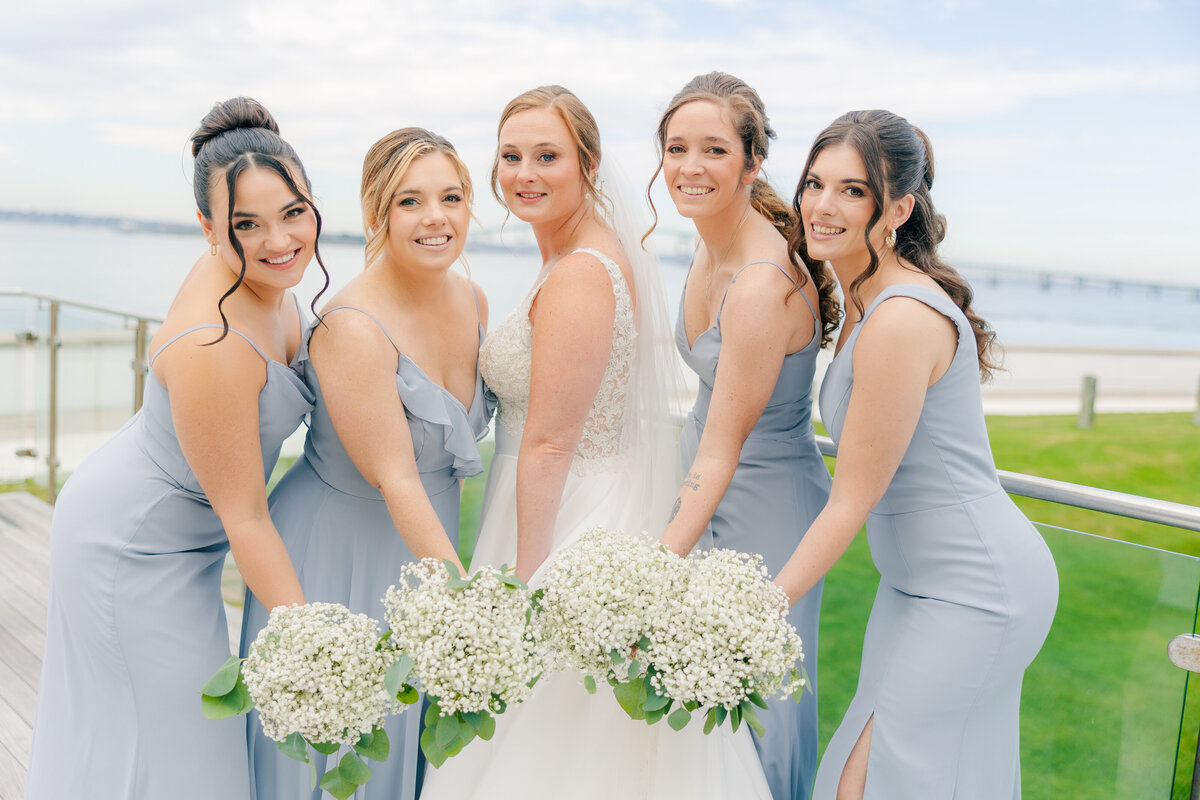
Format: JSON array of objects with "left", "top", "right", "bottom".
[
  {"left": 149, "top": 325, "right": 271, "bottom": 367},
  {"left": 318, "top": 305, "right": 401, "bottom": 355},
  {"left": 717, "top": 260, "right": 796, "bottom": 318}
]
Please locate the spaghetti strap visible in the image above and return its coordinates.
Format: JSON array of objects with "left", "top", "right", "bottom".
[
  {"left": 319, "top": 305, "right": 402, "bottom": 354},
  {"left": 469, "top": 283, "right": 483, "bottom": 328},
  {"left": 717, "top": 260, "right": 796, "bottom": 318},
  {"left": 149, "top": 325, "right": 271, "bottom": 366}
]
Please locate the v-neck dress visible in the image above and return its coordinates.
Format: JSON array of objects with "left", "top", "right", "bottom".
[
  {"left": 812, "top": 285, "right": 1058, "bottom": 799},
  {"left": 26, "top": 323, "right": 313, "bottom": 800},
  {"left": 240, "top": 304, "right": 493, "bottom": 800},
  {"left": 675, "top": 259, "right": 832, "bottom": 800}
]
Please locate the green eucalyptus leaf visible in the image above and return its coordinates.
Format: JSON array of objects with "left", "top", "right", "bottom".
[
  {"left": 310, "top": 739, "right": 341, "bottom": 756},
  {"left": 375, "top": 628, "right": 393, "bottom": 649},
  {"left": 747, "top": 689, "right": 768, "bottom": 710},
  {"left": 490, "top": 696, "right": 507, "bottom": 715},
  {"left": 385, "top": 655, "right": 415, "bottom": 696},
  {"left": 354, "top": 726, "right": 390, "bottom": 762},
  {"left": 461, "top": 710, "right": 484, "bottom": 730},
  {"left": 645, "top": 706, "right": 666, "bottom": 726},
  {"left": 501, "top": 575, "right": 525, "bottom": 589},
  {"left": 276, "top": 732, "right": 309, "bottom": 763},
  {"left": 477, "top": 712, "right": 496, "bottom": 741},
  {"left": 447, "top": 577, "right": 472, "bottom": 590},
  {"left": 442, "top": 559, "right": 462, "bottom": 579},
  {"left": 627, "top": 659, "right": 641, "bottom": 680},
  {"left": 396, "top": 684, "right": 420, "bottom": 706},
  {"left": 583, "top": 675, "right": 597, "bottom": 694},
  {"left": 425, "top": 703, "right": 441, "bottom": 728},
  {"left": 703, "top": 708, "right": 718, "bottom": 735},
  {"left": 730, "top": 703, "right": 742, "bottom": 733},
  {"left": 338, "top": 750, "right": 373, "bottom": 785},
  {"left": 458, "top": 720, "right": 477, "bottom": 748},
  {"left": 715, "top": 705, "right": 728, "bottom": 726},
  {"left": 318, "top": 765, "right": 358, "bottom": 800},
  {"left": 200, "top": 678, "right": 253, "bottom": 720},
  {"left": 637, "top": 635, "right": 651, "bottom": 651},
  {"left": 668, "top": 707, "right": 692, "bottom": 731},
  {"left": 643, "top": 691, "right": 671, "bottom": 712},
  {"left": 684, "top": 700, "right": 700, "bottom": 712},
  {"left": 613, "top": 680, "right": 647, "bottom": 720},
  {"left": 436, "top": 712, "right": 460, "bottom": 748},
  {"left": 741, "top": 701, "right": 766, "bottom": 738},
  {"left": 609, "top": 649, "right": 623, "bottom": 665},
  {"left": 200, "top": 655, "right": 244, "bottom": 696},
  {"left": 445, "top": 737, "right": 465, "bottom": 757},
  {"left": 420, "top": 728, "right": 447, "bottom": 769}
]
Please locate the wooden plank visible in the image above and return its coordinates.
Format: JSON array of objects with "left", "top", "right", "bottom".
[
  {"left": 0, "top": 595, "right": 44, "bottom": 661},
  {"left": 0, "top": 740, "right": 26, "bottom": 800},
  {"left": 0, "top": 623, "right": 41, "bottom": 694},
  {"left": 0, "top": 694, "right": 31, "bottom": 769}
]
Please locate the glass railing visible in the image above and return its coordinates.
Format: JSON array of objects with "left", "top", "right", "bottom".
[{"left": 0, "top": 289, "right": 159, "bottom": 500}]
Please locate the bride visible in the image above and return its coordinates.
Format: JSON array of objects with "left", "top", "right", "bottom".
[{"left": 418, "top": 85, "right": 772, "bottom": 799}]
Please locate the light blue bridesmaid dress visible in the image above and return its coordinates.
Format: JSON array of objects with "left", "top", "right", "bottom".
[
  {"left": 240, "top": 304, "right": 493, "bottom": 800},
  {"left": 676, "top": 260, "right": 832, "bottom": 800},
  {"left": 25, "top": 323, "right": 313, "bottom": 800},
  {"left": 813, "top": 285, "right": 1058, "bottom": 799}
]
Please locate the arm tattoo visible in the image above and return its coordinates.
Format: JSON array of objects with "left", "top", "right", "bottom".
[
  {"left": 669, "top": 497, "right": 681, "bottom": 522},
  {"left": 682, "top": 471, "right": 701, "bottom": 491}
]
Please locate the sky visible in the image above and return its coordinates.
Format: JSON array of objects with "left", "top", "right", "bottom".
[{"left": 2, "top": 0, "right": 1198, "bottom": 283}]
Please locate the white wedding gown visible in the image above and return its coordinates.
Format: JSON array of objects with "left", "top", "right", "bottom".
[{"left": 420, "top": 249, "right": 771, "bottom": 800}]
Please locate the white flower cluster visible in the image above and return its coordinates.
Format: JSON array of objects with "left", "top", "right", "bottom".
[
  {"left": 647, "top": 547, "right": 805, "bottom": 710},
  {"left": 382, "top": 560, "right": 541, "bottom": 717},
  {"left": 242, "top": 603, "right": 396, "bottom": 746},
  {"left": 535, "top": 527, "right": 675, "bottom": 685}
]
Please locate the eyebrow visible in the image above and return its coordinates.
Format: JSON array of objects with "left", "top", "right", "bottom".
[
  {"left": 394, "top": 185, "right": 464, "bottom": 197},
  {"left": 499, "top": 142, "right": 562, "bottom": 150},
  {"left": 232, "top": 198, "right": 304, "bottom": 218},
  {"left": 806, "top": 170, "right": 869, "bottom": 186},
  {"left": 666, "top": 135, "right": 735, "bottom": 145}
]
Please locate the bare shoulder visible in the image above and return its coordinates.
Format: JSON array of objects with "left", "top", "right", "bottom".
[
  {"left": 540, "top": 249, "right": 621, "bottom": 301},
  {"left": 857, "top": 294, "right": 957, "bottom": 356}
]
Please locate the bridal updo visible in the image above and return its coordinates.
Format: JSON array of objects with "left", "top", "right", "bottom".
[
  {"left": 361, "top": 127, "right": 473, "bottom": 270},
  {"left": 189, "top": 97, "right": 327, "bottom": 338},
  {"left": 490, "top": 85, "right": 607, "bottom": 213}
]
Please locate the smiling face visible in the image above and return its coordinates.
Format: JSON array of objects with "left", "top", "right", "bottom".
[
  {"left": 798, "top": 143, "right": 890, "bottom": 269},
  {"left": 662, "top": 99, "right": 757, "bottom": 222},
  {"left": 495, "top": 107, "right": 589, "bottom": 226},
  {"left": 201, "top": 163, "right": 317, "bottom": 291},
  {"left": 384, "top": 152, "right": 469, "bottom": 271}
]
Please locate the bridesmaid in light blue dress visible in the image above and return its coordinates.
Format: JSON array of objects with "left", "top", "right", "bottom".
[
  {"left": 240, "top": 128, "right": 491, "bottom": 800},
  {"left": 653, "top": 73, "right": 838, "bottom": 800},
  {"left": 25, "top": 98, "right": 326, "bottom": 800},
  {"left": 775, "top": 110, "right": 1058, "bottom": 799}
]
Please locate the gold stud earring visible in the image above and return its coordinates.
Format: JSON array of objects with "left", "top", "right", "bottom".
[{"left": 210, "top": 242, "right": 218, "bottom": 257}]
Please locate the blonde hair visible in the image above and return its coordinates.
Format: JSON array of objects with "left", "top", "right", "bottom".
[
  {"left": 491, "top": 85, "right": 608, "bottom": 216},
  {"left": 360, "top": 127, "right": 472, "bottom": 268}
]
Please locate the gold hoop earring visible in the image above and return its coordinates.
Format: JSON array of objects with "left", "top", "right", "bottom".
[
  {"left": 885, "top": 229, "right": 897, "bottom": 249},
  {"left": 210, "top": 242, "right": 218, "bottom": 257}
]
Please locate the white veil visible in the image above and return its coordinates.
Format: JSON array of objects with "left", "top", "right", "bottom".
[{"left": 597, "top": 158, "right": 688, "bottom": 535}]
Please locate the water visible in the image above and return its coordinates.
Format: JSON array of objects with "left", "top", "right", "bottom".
[{"left": 2, "top": 218, "right": 1198, "bottom": 350}]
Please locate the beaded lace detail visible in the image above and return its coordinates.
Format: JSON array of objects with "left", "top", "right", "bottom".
[{"left": 479, "top": 248, "right": 636, "bottom": 474}]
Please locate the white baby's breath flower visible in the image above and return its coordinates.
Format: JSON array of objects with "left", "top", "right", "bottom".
[
  {"left": 242, "top": 603, "right": 396, "bottom": 746},
  {"left": 382, "top": 560, "right": 541, "bottom": 718}
]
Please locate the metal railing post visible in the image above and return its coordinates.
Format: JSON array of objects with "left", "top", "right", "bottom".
[
  {"left": 1078, "top": 374, "right": 1097, "bottom": 429},
  {"left": 133, "top": 318, "right": 149, "bottom": 412},
  {"left": 47, "top": 301, "right": 60, "bottom": 503}
]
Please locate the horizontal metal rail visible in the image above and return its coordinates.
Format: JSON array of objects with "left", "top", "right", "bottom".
[
  {"left": 0, "top": 287, "right": 164, "bottom": 325},
  {"left": 814, "top": 435, "right": 1200, "bottom": 533}
]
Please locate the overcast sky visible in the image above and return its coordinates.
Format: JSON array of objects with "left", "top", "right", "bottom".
[{"left": 2, "top": 0, "right": 1198, "bottom": 282}]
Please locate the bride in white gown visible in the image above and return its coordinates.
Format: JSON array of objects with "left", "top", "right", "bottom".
[{"left": 419, "top": 86, "right": 772, "bottom": 800}]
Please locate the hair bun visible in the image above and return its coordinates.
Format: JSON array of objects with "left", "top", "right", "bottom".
[{"left": 190, "top": 97, "right": 280, "bottom": 158}]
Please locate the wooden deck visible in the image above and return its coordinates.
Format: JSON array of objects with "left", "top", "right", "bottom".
[{"left": 0, "top": 492, "right": 52, "bottom": 800}]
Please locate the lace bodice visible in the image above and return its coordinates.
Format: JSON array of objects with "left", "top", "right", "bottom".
[{"left": 480, "top": 248, "right": 636, "bottom": 473}]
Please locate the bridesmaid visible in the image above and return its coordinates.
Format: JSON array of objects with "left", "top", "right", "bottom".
[
  {"left": 774, "top": 110, "right": 1058, "bottom": 799},
  {"left": 654, "top": 71, "right": 838, "bottom": 800},
  {"left": 239, "top": 127, "right": 491, "bottom": 800},
  {"left": 26, "top": 97, "right": 322, "bottom": 800}
]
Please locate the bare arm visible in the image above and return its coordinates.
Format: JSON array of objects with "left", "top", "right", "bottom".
[
  {"left": 309, "top": 311, "right": 464, "bottom": 572},
  {"left": 515, "top": 254, "right": 616, "bottom": 581},
  {"left": 660, "top": 267, "right": 811, "bottom": 555},
  {"left": 773, "top": 297, "right": 956, "bottom": 603},
  {"left": 159, "top": 333, "right": 304, "bottom": 611}
]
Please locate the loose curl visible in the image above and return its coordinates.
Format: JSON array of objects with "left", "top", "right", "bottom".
[
  {"left": 647, "top": 71, "right": 840, "bottom": 346},
  {"left": 361, "top": 127, "right": 473, "bottom": 270},
  {"left": 491, "top": 85, "right": 610, "bottom": 220},
  {"left": 190, "top": 97, "right": 328, "bottom": 342},
  {"left": 789, "top": 109, "right": 999, "bottom": 379}
]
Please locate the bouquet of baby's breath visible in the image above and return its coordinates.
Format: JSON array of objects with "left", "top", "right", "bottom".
[
  {"left": 534, "top": 527, "right": 677, "bottom": 706},
  {"left": 641, "top": 548, "right": 807, "bottom": 736},
  {"left": 382, "top": 559, "right": 541, "bottom": 768},
  {"left": 201, "top": 603, "right": 409, "bottom": 799}
]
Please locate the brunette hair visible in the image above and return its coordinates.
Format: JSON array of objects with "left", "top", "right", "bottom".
[
  {"left": 491, "top": 85, "right": 608, "bottom": 216},
  {"left": 361, "top": 127, "right": 473, "bottom": 269},
  {"left": 190, "top": 97, "right": 328, "bottom": 341},
  {"left": 790, "top": 109, "right": 998, "bottom": 378},
  {"left": 648, "top": 71, "right": 840, "bottom": 346}
]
